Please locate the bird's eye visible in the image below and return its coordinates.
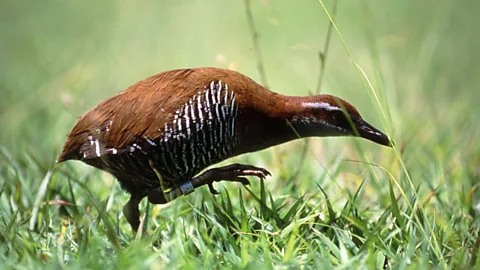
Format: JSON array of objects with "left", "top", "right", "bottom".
[{"left": 333, "top": 111, "right": 355, "bottom": 129}]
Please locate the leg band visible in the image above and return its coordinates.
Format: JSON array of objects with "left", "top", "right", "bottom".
[{"left": 180, "top": 181, "right": 195, "bottom": 195}]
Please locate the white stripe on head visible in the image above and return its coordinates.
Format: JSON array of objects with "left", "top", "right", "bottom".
[{"left": 302, "top": 102, "right": 342, "bottom": 111}]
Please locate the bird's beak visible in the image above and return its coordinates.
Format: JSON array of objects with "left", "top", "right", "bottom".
[{"left": 355, "top": 119, "right": 393, "bottom": 147}]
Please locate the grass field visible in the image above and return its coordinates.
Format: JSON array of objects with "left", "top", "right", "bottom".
[{"left": 1, "top": 0, "right": 479, "bottom": 268}]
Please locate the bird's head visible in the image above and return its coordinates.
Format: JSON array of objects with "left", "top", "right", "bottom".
[{"left": 288, "top": 94, "right": 392, "bottom": 147}]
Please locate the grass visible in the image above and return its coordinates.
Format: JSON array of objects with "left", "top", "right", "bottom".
[{"left": 1, "top": 0, "right": 480, "bottom": 268}]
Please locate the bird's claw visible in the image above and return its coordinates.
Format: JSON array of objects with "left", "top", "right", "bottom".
[
  {"left": 195, "top": 164, "right": 271, "bottom": 195},
  {"left": 208, "top": 183, "right": 219, "bottom": 195}
]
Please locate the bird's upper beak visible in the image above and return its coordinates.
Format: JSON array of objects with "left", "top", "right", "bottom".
[{"left": 355, "top": 119, "right": 393, "bottom": 147}]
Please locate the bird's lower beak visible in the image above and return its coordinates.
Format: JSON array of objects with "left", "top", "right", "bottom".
[{"left": 356, "top": 120, "right": 393, "bottom": 147}]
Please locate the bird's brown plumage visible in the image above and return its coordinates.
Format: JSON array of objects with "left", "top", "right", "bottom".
[
  {"left": 58, "top": 68, "right": 280, "bottom": 163},
  {"left": 58, "top": 67, "right": 391, "bottom": 232}
]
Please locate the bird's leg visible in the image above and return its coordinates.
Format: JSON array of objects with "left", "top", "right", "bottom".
[
  {"left": 146, "top": 162, "right": 271, "bottom": 204},
  {"left": 123, "top": 196, "right": 142, "bottom": 232},
  {"left": 191, "top": 163, "right": 271, "bottom": 194}
]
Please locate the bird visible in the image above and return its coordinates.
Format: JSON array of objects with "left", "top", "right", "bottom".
[{"left": 57, "top": 67, "right": 392, "bottom": 232}]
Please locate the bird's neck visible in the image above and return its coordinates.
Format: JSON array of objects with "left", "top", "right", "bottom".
[{"left": 236, "top": 94, "right": 338, "bottom": 155}]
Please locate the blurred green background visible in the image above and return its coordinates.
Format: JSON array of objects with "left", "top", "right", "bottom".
[
  {"left": 1, "top": 0, "right": 480, "bottom": 268},
  {"left": 1, "top": 0, "right": 479, "bottom": 159}
]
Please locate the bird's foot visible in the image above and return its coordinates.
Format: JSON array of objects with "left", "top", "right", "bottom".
[{"left": 192, "top": 163, "right": 271, "bottom": 194}]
